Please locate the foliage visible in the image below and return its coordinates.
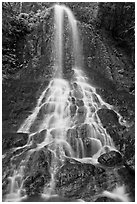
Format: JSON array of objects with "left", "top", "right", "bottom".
[
  {"left": 2, "top": 2, "right": 52, "bottom": 79},
  {"left": 97, "top": 3, "right": 135, "bottom": 61},
  {"left": 2, "top": 3, "right": 31, "bottom": 78}
]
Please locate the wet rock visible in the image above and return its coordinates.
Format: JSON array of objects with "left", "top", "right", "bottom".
[
  {"left": 71, "top": 96, "right": 76, "bottom": 104},
  {"left": 70, "top": 104, "right": 77, "bottom": 117},
  {"left": 23, "top": 148, "right": 52, "bottom": 196},
  {"left": 89, "top": 103, "right": 96, "bottom": 113},
  {"left": 66, "top": 128, "right": 83, "bottom": 157},
  {"left": 24, "top": 148, "right": 53, "bottom": 176},
  {"left": 76, "top": 106, "right": 87, "bottom": 123},
  {"left": 84, "top": 137, "right": 102, "bottom": 157},
  {"left": 29, "top": 116, "right": 44, "bottom": 133},
  {"left": 95, "top": 196, "right": 115, "bottom": 202},
  {"left": 72, "top": 82, "right": 83, "bottom": 99},
  {"left": 68, "top": 137, "right": 78, "bottom": 156},
  {"left": 98, "top": 150, "right": 123, "bottom": 167},
  {"left": 92, "top": 93, "right": 101, "bottom": 106},
  {"left": 38, "top": 103, "right": 55, "bottom": 120},
  {"left": 35, "top": 107, "right": 45, "bottom": 121},
  {"left": 2, "top": 132, "right": 28, "bottom": 153},
  {"left": 44, "top": 102, "right": 56, "bottom": 114},
  {"left": 33, "top": 129, "right": 47, "bottom": 144},
  {"left": 76, "top": 99, "right": 84, "bottom": 107},
  {"left": 56, "top": 162, "right": 95, "bottom": 197},
  {"left": 11, "top": 148, "right": 29, "bottom": 168},
  {"left": 23, "top": 172, "right": 49, "bottom": 196},
  {"left": 55, "top": 158, "right": 109, "bottom": 200},
  {"left": 50, "top": 128, "right": 63, "bottom": 139},
  {"left": 77, "top": 123, "right": 95, "bottom": 139},
  {"left": 48, "top": 115, "right": 58, "bottom": 129},
  {"left": 67, "top": 128, "right": 78, "bottom": 140},
  {"left": 105, "top": 126, "right": 124, "bottom": 148},
  {"left": 97, "top": 108, "right": 121, "bottom": 128},
  {"left": 40, "top": 88, "right": 50, "bottom": 105},
  {"left": 99, "top": 145, "right": 112, "bottom": 154},
  {"left": 2, "top": 148, "right": 29, "bottom": 198}
]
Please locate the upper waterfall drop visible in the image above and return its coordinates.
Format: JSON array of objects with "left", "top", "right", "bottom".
[
  {"left": 54, "top": 5, "right": 64, "bottom": 78},
  {"left": 54, "top": 4, "right": 82, "bottom": 78}
]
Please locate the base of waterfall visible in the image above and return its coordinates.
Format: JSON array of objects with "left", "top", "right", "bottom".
[
  {"left": 2, "top": 68, "right": 128, "bottom": 202},
  {"left": 3, "top": 142, "right": 123, "bottom": 202}
]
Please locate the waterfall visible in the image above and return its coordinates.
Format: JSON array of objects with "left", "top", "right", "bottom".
[
  {"left": 54, "top": 4, "right": 82, "bottom": 77},
  {"left": 3, "top": 4, "right": 128, "bottom": 202},
  {"left": 54, "top": 5, "right": 64, "bottom": 78}
]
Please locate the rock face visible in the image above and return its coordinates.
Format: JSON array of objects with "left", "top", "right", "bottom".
[
  {"left": 23, "top": 148, "right": 52, "bottom": 196},
  {"left": 98, "top": 150, "right": 123, "bottom": 167},
  {"left": 84, "top": 137, "right": 102, "bottom": 157},
  {"left": 2, "top": 132, "right": 29, "bottom": 153},
  {"left": 56, "top": 160, "right": 102, "bottom": 198},
  {"left": 32, "top": 129, "right": 47, "bottom": 144},
  {"left": 55, "top": 158, "right": 127, "bottom": 202},
  {"left": 2, "top": 146, "right": 54, "bottom": 198}
]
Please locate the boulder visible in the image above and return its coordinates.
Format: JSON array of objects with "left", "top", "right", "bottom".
[
  {"left": 23, "top": 148, "right": 53, "bottom": 196},
  {"left": 84, "top": 137, "right": 102, "bottom": 157},
  {"left": 76, "top": 99, "right": 84, "bottom": 107},
  {"left": 77, "top": 123, "right": 92, "bottom": 139},
  {"left": 98, "top": 150, "right": 123, "bottom": 167},
  {"left": 33, "top": 129, "right": 47, "bottom": 144},
  {"left": 70, "top": 104, "right": 77, "bottom": 117},
  {"left": 76, "top": 106, "right": 87, "bottom": 124},
  {"left": 72, "top": 82, "right": 83, "bottom": 99},
  {"left": 56, "top": 161, "right": 95, "bottom": 197}
]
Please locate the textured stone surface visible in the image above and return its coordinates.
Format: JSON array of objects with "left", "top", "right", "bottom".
[
  {"left": 55, "top": 158, "right": 126, "bottom": 202},
  {"left": 2, "top": 132, "right": 28, "bottom": 153},
  {"left": 76, "top": 106, "right": 87, "bottom": 124},
  {"left": 33, "top": 129, "right": 47, "bottom": 144},
  {"left": 72, "top": 83, "right": 83, "bottom": 99},
  {"left": 84, "top": 137, "right": 102, "bottom": 157},
  {"left": 76, "top": 99, "right": 84, "bottom": 107},
  {"left": 77, "top": 123, "right": 93, "bottom": 139},
  {"left": 98, "top": 150, "right": 123, "bottom": 167},
  {"left": 23, "top": 148, "right": 53, "bottom": 196},
  {"left": 56, "top": 161, "right": 96, "bottom": 197},
  {"left": 70, "top": 104, "right": 77, "bottom": 117},
  {"left": 95, "top": 196, "right": 115, "bottom": 202}
]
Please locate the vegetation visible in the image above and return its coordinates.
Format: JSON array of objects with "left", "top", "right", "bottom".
[{"left": 97, "top": 2, "right": 135, "bottom": 62}]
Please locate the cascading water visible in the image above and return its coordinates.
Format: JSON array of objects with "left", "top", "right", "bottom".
[{"left": 3, "top": 4, "right": 129, "bottom": 202}]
